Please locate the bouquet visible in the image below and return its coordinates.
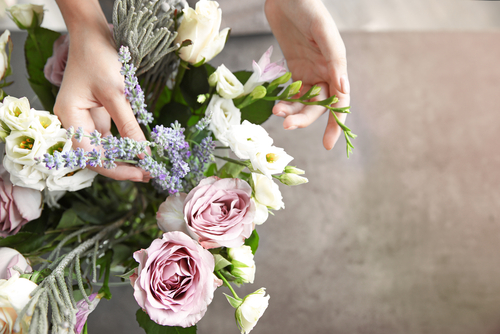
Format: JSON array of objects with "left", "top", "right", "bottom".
[{"left": 0, "top": 0, "right": 355, "bottom": 333}]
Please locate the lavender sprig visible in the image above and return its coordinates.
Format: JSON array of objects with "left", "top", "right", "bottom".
[{"left": 118, "top": 46, "right": 153, "bottom": 125}]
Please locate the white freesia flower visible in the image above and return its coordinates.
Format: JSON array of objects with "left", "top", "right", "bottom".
[
  {"left": 46, "top": 168, "right": 97, "bottom": 192},
  {"left": 156, "top": 192, "right": 196, "bottom": 238},
  {"left": 252, "top": 200, "right": 268, "bottom": 225},
  {"left": 207, "top": 95, "right": 241, "bottom": 146},
  {"left": 228, "top": 245, "right": 256, "bottom": 284},
  {"left": 243, "top": 46, "right": 286, "bottom": 95},
  {"left": 0, "top": 96, "right": 33, "bottom": 131},
  {"left": 3, "top": 156, "right": 46, "bottom": 191},
  {"left": 211, "top": 65, "right": 244, "bottom": 99},
  {"left": 235, "top": 288, "right": 270, "bottom": 334},
  {"left": 0, "top": 30, "right": 10, "bottom": 81},
  {"left": 7, "top": 4, "right": 44, "bottom": 29},
  {"left": 0, "top": 275, "right": 37, "bottom": 334},
  {"left": 175, "top": 0, "right": 229, "bottom": 65},
  {"left": 252, "top": 173, "right": 284, "bottom": 211},
  {"left": 249, "top": 146, "right": 293, "bottom": 179},
  {"left": 226, "top": 121, "right": 273, "bottom": 160},
  {"left": 5, "top": 128, "right": 45, "bottom": 166}
]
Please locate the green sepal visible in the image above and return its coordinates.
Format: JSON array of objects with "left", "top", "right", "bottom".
[
  {"left": 116, "top": 267, "right": 137, "bottom": 279},
  {"left": 231, "top": 260, "right": 249, "bottom": 268},
  {"left": 224, "top": 293, "right": 243, "bottom": 309}
]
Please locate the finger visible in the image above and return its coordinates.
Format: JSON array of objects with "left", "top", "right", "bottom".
[
  {"left": 272, "top": 101, "right": 304, "bottom": 117},
  {"left": 90, "top": 107, "right": 111, "bottom": 136},
  {"left": 281, "top": 82, "right": 329, "bottom": 130}
]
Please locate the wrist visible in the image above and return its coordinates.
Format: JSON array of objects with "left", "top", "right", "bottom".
[{"left": 56, "top": 0, "right": 109, "bottom": 37}]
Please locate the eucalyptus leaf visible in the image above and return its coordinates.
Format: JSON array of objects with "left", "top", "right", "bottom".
[{"left": 136, "top": 309, "right": 197, "bottom": 334}]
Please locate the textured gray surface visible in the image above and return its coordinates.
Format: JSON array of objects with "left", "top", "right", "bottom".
[{"left": 7, "top": 29, "right": 500, "bottom": 334}]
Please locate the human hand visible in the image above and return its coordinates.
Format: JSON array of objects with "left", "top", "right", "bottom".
[
  {"left": 265, "top": 0, "right": 350, "bottom": 150},
  {"left": 54, "top": 0, "right": 148, "bottom": 181}
]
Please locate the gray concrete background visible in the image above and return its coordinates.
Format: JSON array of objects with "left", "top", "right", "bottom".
[{"left": 4, "top": 1, "right": 500, "bottom": 334}]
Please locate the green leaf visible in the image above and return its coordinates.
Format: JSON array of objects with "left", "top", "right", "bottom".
[
  {"left": 204, "top": 63, "right": 216, "bottom": 77},
  {"left": 24, "top": 28, "right": 61, "bottom": 111},
  {"left": 0, "top": 232, "right": 57, "bottom": 254},
  {"left": 203, "top": 163, "right": 217, "bottom": 177},
  {"left": 180, "top": 65, "right": 210, "bottom": 108},
  {"left": 233, "top": 70, "right": 252, "bottom": 85},
  {"left": 214, "top": 254, "right": 232, "bottom": 271},
  {"left": 154, "top": 86, "right": 172, "bottom": 117},
  {"left": 97, "top": 249, "right": 113, "bottom": 300},
  {"left": 56, "top": 209, "right": 85, "bottom": 229},
  {"left": 244, "top": 229, "right": 259, "bottom": 255},
  {"left": 224, "top": 293, "right": 243, "bottom": 309},
  {"left": 157, "top": 101, "right": 191, "bottom": 128},
  {"left": 218, "top": 162, "right": 245, "bottom": 179},
  {"left": 136, "top": 309, "right": 197, "bottom": 334},
  {"left": 72, "top": 202, "right": 107, "bottom": 225},
  {"left": 186, "top": 115, "right": 200, "bottom": 127},
  {"left": 116, "top": 267, "right": 136, "bottom": 279}
]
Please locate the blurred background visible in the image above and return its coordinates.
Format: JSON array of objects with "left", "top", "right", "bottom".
[{"left": 3, "top": 0, "right": 500, "bottom": 333}]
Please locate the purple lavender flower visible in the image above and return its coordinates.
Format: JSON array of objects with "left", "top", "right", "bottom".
[
  {"left": 89, "top": 130, "right": 102, "bottom": 146},
  {"left": 75, "top": 127, "right": 85, "bottom": 142},
  {"left": 87, "top": 149, "right": 102, "bottom": 167}
]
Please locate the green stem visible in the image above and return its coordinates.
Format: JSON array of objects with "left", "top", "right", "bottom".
[
  {"left": 27, "top": 29, "right": 44, "bottom": 61},
  {"left": 215, "top": 270, "right": 239, "bottom": 299},
  {"left": 172, "top": 61, "right": 187, "bottom": 102},
  {"left": 214, "top": 155, "right": 249, "bottom": 167}
]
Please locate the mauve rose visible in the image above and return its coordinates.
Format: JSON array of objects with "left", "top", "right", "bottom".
[
  {"left": 0, "top": 164, "right": 41, "bottom": 237},
  {"left": 43, "top": 34, "right": 69, "bottom": 87},
  {"left": 130, "top": 232, "right": 221, "bottom": 327},
  {"left": 184, "top": 176, "right": 255, "bottom": 249}
]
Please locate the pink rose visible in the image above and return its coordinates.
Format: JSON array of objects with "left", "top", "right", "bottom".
[
  {"left": 131, "top": 232, "right": 221, "bottom": 327},
  {"left": 0, "top": 165, "right": 42, "bottom": 237},
  {"left": 43, "top": 34, "right": 69, "bottom": 87},
  {"left": 184, "top": 176, "right": 255, "bottom": 249},
  {"left": 0, "top": 247, "right": 32, "bottom": 279}
]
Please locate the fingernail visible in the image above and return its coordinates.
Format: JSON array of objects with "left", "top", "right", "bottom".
[
  {"left": 275, "top": 111, "right": 285, "bottom": 117},
  {"left": 285, "top": 125, "right": 297, "bottom": 130},
  {"left": 340, "top": 75, "right": 350, "bottom": 95}
]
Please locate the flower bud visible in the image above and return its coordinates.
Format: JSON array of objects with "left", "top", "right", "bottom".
[
  {"left": 197, "top": 94, "right": 207, "bottom": 104},
  {"left": 287, "top": 81, "right": 302, "bottom": 97},
  {"left": 227, "top": 245, "right": 255, "bottom": 284},
  {"left": 235, "top": 288, "right": 270, "bottom": 334},
  {"left": 208, "top": 72, "right": 218, "bottom": 87},
  {"left": 0, "top": 30, "right": 11, "bottom": 81},
  {"left": 279, "top": 173, "right": 308, "bottom": 186},
  {"left": 269, "top": 72, "right": 291, "bottom": 87},
  {"left": 0, "top": 120, "right": 9, "bottom": 142},
  {"left": 7, "top": 4, "right": 44, "bottom": 30},
  {"left": 284, "top": 166, "right": 305, "bottom": 175},
  {"left": 250, "top": 86, "right": 266, "bottom": 100}
]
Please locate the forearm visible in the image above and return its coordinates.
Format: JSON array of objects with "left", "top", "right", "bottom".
[{"left": 55, "top": 0, "right": 110, "bottom": 37}]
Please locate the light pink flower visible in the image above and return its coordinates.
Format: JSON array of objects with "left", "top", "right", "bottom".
[
  {"left": 184, "top": 176, "right": 255, "bottom": 249},
  {"left": 43, "top": 34, "right": 69, "bottom": 87},
  {"left": 74, "top": 293, "right": 101, "bottom": 334},
  {"left": 243, "top": 46, "right": 287, "bottom": 95},
  {"left": 0, "top": 247, "right": 32, "bottom": 279},
  {"left": 131, "top": 232, "right": 221, "bottom": 327},
  {"left": 0, "top": 165, "right": 41, "bottom": 237}
]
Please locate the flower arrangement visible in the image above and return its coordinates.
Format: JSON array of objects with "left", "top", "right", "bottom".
[{"left": 0, "top": 0, "right": 355, "bottom": 333}]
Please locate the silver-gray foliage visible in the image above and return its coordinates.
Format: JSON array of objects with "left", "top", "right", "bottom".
[{"left": 112, "top": 0, "right": 187, "bottom": 75}]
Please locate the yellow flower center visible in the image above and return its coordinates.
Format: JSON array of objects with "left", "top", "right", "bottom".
[
  {"left": 19, "top": 137, "right": 34, "bottom": 150},
  {"left": 266, "top": 153, "right": 278, "bottom": 163}
]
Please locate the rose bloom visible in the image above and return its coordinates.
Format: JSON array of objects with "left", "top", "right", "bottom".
[
  {"left": 0, "top": 275, "right": 38, "bottom": 334},
  {"left": 174, "top": 0, "right": 229, "bottom": 65},
  {"left": 184, "top": 176, "right": 255, "bottom": 249},
  {"left": 130, "top": 232, "right": 221, "bottom": 327},
  {"left": 43, "top": 34, "right": 69, "bottom": 87},
  {"left": 156, "top": 193, "right": 194, "bottom": 237},
  {"left": 0, "top": 164, "right": 42, "bottom": 237},
  {"left": 0, "top": 248, "right": 32, "bottom": 280}
]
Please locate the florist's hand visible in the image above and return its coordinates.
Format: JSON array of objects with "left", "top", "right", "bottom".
[
  {"left": 54, "top": 0, "right": 148, "bottom": 182},
  {"left": 265, "top": 0, "right": 349, "bottom": 150}
]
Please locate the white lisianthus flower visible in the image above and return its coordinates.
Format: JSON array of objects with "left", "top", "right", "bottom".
[
  {"left": 0, "top": 275, "right": 38, "bottom": 334},
  {"left": 251, "top": 173, "right": 284, "bottom": 211},
  {"left": 43, "top": 189, "right": 66, "bottom": 209},
  {"left": 242, "top": 46, "right": 286, "bottom": 95},
  {"left": 252, "top": 200, "right": 268, "bottom": 225},
  {"left": 0, "top": 30, "right": 11, "bottom": 81},
  {"left": 5, "top": 128, "right": 45, "bottom": 166},
  {"left": 249, "top": 146, "right": 293, "bottom": 179},
  {"left": 156, "top": 192, "right": 196, "bottom": 238},
  {"left": 0, "top": 96, "right": 33, "bottom": 131},
  {"left": 30, "top": 109, "right": 61, "bottom": 135},
  {"left": 175, "top": 0, "right": 229, "bottom": 65},
  {"left": 235, "top": 288, "right": 270, "bottom": 334},
  {"left": 227, "top": 245, "right": 256, "bottom": 284},
  {"left": 226, "top": 121, "right": 273, "bottom": 160},
  {"left": 3, "top": 156, "right": 46, "bottom": 191},
  {"left": 210, "top": 65, "right": 244, "bottom": 99},
  {"left": 7, "top": 4, "right": 44, "bottom": 30},
  {"left": 45, "top": 168, "right": 97, "bottom": 192},
  {"left": 207, "top": 95, "right": 241, "bottom": 146}
]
